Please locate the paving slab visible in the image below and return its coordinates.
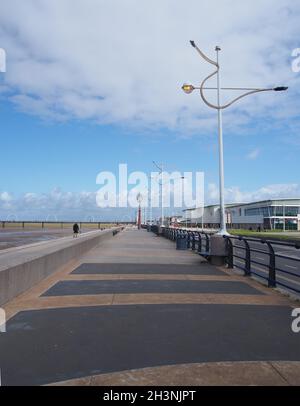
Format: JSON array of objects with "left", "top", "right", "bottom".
[
  {"left": 1, "top": 228, "right": 299, "bottom": 386},
  {"left": 42, "top": 280, "right": 263, "bottom": 297},
  {"left": 1, "top": 304, "right": 300, "bottom": 386},
  {"left": 72, "top": 263, "right": 225, "bottom": 275},
  {"left": 51, "top": 361, "right": 300, "bottom": 386}
]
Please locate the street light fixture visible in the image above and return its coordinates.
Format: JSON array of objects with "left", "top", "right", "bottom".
[
  {"left": 151, "top": 164, "right": 187, "bottom": 228},
  {"left": 182, "top": 84, "right": 195, "bottom": 94},
  {"left": 153, "top": 161, "right": 164, "bottom": 227},
  {"left": 182, "top": 41, "right": 288, "bottom": 235},
  {"left": 136, "top": 193, "right": 143, "bottom": 230},
  {"left": 147, "top": 174, "right": 156, "bottom": 227}
]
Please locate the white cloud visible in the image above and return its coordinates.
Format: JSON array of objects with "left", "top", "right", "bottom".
[
  {"left": 1, "top": 183, "right": 300, "bottom": 220},
  {"left": 208, "top": 183, "right": 300, "bottom": 204},
  {"left": 247, "top": 148, "right": 261, "bottom": 160},
  {"left": 0, "top": 189, "right": 99, "bottom": 221},
  {"left": 0, "top": 0, "right": 299, "bottom": 133},
  {"left": 0, "top": 191, "right": 12, "bottom": 202},
  {"left": 0, "top": 191, "right": 13, "bottom": 210}
]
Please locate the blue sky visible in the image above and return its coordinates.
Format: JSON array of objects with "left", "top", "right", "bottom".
[{"left": 0, "top": 0, "right": 300, "bottom": 220}]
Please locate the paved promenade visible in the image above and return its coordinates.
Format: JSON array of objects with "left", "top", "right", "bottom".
[{"left": 1, "top": 228, "right": 300, "bottom": 386}]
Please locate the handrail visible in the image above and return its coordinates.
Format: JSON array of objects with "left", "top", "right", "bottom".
[
  {"left": 223, "top": 234, "right": 300, "bottom": 294},
  {"left": 225, "top": 234, "right": 300, "bottom": 249},
  {"left": 155, "top": 227, "right": 300, "bottom": 296}
]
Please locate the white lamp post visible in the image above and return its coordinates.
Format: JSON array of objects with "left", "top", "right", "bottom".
[
  {"left": 182, "top": 41, "right": 288, "bottom": 235},
  {"left": 153, "top": 161, "right": 164, "bottom": 227}
]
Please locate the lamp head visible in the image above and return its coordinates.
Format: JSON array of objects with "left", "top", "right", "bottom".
[
  {"left": 182, "top": 84, "right": 195, "bottom": 94},
  {"left": 136, "top": 193, "right": 143, "bottom": 203},
  {"left": 274, "top": 86, "right": 288, "bottom": 92}
]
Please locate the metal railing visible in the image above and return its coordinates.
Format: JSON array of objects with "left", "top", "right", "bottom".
[
  {"left": 155, "top": 227, "right": 300, "bottom": 296},
  {"left": 161, "top": 227, "right": 213, "bottom": 258},
  {"left": 224, "top": 235, "right": 300, "bottom": 294}
]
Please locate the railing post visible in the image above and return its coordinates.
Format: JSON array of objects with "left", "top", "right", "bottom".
[
  {"left": 192, "top": 233, "right": 196, "bottom": 251},
  {"left": 187, "top": 232, "right": 191, "bottom": 249},
  {"left": 197, "top": 233, "right": 202, "bottom": 253},
  {"left": 242, "top": 237, "right": 251, "bottom": 276},
  {"left": 205, "top": 233, "right": 210, "bottom": 253},
  {"left": 224, "top": 236, "right": 234, "bottom": 269},
  {"left": 265, "top": 241, "right": 276, "bottom": 288}
]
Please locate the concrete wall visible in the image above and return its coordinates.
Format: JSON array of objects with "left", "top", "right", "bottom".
[{"left": 0, "top": 228, "right": 121, "bottom": 306}]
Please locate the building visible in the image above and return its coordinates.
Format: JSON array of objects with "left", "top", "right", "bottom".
[
  {"left": 183, "top": 199, "right": 300, "bottom": 231},
  {"left": 165, "top": 215, "right": 183, "bottom": 227}
]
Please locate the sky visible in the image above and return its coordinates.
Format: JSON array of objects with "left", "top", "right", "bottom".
[{"left": 0, "top": 0, "right": 300, "bottom": 221}]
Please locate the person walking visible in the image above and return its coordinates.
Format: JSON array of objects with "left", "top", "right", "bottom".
[{"left": 73, "top": 223, "right": 80, "bottom": 238}]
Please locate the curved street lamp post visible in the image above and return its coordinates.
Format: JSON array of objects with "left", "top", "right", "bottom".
[{"left": 182, "top": 41, "right": 288, "bottom": 235}]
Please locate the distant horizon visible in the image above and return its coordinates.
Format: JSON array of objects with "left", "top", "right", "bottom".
[{"left": 2, "top": 195, "right": 300, "bottom": 224}]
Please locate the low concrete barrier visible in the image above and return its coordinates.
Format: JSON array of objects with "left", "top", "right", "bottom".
[{"left": 0, "top": 228, "right": 121, "bottom": 306}]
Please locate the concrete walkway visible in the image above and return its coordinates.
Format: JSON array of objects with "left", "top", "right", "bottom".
[{"left": 1, "top": 228, "right": 300, "bottom": 386}]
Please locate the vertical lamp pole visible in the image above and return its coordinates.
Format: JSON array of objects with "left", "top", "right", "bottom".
[
  {"left": 181, "top": 176, "right": 188, "bottom": 228},
  {"left": 137, "top": 193, "right": 142, "bottom": 230},
  {"left": 161, "top": 164, "right": 164, "bottom": 227},
  {"left": 153, "top": 161, "right": 164, "bottom": 227},
  {"left": 182, "top": 41, "right": 288, "bottom": 235},
  {"left": 215, "top": 46, "right": 226, "bottom": 235},
  {"left": 149, "top": 175, "right": 153, "bottom": 226}
]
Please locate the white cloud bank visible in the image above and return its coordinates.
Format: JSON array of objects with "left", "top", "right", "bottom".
[
  {"left": 0, "top": 0, "right": 300, "bottom": 133},
  {"left": 208, "top": 183, "right": 300, "bottom": 204},
  {"left": 1, "top": 183, "right": 300, "bottom": 220}
]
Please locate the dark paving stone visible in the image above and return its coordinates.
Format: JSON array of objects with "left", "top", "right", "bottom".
[
  {"left": 42, "top": 280, "right": 263, "bottom": 297},
  {"left": 1, "top": 304, "right": 299, "bottom": 386},
  {"left": 72, "top": 263, "right": 225, "bottom": 276}
]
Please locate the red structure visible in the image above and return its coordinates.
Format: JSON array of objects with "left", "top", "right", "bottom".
[{"left": 136, "top": 193, "right": 143, "bottom": 230}]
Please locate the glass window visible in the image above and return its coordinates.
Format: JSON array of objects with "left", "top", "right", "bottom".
[
  {"left": 245, "top": 208, "right": 260, "bottom": 216},
  {"left": 245, "top": 206, "right": 273, "bottom": 217},
  {"left": 285, "top": 206, "right": 300, "bottom": 216},
  {"left": 261, "top": 207, "right": 270, "bottom": 216},
  {"left": 274, "top": 206, "right": 284, "bottom": 217}
]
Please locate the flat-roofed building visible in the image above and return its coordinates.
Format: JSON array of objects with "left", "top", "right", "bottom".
[{"left": 183, "top": 198, "right": 300, "bottom": 231}]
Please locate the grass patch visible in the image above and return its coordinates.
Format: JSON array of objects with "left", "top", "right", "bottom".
[{"left": 229, "top": 229, "right": 300, "bottom": 242}]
